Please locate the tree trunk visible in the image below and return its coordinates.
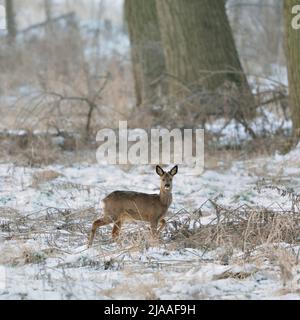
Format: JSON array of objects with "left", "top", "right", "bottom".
[
  {"left": 124, "top": 0, "right": 166, "bottom": 108},
  {"left": 5, "top": 0, "right": 16, "bottom": 43},
  {"left": 284, "top": 0, "right": 300, "bottom": 137},
  {"left": 155, "top": 0, "right": 255, "bottom": 120}
]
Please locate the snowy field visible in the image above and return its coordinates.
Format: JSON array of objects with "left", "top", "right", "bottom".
[
  {"left": 0, "top": 0, "right": 298, "bottom": 301},
  {"left": 1, "top": 144, "right": 300, "bottom": 300}
]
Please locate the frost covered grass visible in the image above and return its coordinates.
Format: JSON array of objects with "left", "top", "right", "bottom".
[{"left": 1, "top": 144, "right": 300, "bottom": 299}]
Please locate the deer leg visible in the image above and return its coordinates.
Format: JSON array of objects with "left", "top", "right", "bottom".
[
  {"left": 150, "top": 221, "right": 159, "bottom": 238},
  {"left": 112, "top": 220, "right": 122, "bottom": 240},
  {"left": 88, "top": 217, "right": 111, "bottom": 247},
  {"left": 158, "top": 218, "right": 166, "bottom": 233}
]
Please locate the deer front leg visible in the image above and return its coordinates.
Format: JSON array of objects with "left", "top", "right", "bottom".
[
  {"left": 150, "top": 221, "right": 159, "bottom": 238},
  {"left": 112, "top": 220, "right": 122, "bottom": 240}
]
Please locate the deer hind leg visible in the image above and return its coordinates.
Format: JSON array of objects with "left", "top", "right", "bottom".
[
  {"left": 88, "top": 217, "right": 112, "bottom": 247},
  {"left": 112, "top": 220, "right": 122, "bottom": 240},
  {"left": 158, "top": 218, "right": 166, "bottom": 233}
]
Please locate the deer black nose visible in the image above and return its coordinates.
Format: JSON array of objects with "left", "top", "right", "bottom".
[{"left": 165, "top": 184, "right": 170, "bottom": 188}]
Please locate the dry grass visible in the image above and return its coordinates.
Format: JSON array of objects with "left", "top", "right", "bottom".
[
  {"left": 31, "top": 170, "right": 63, "bottom": 188},
  {"left": 212, "top": 270, "right": 255, "bottom": 280},
  {"left": 0, "top": 197, "right": 299, "bottom": 297},
  {"left": 166, "top": 203, "right": 300, "bottom": 254},
  {"left": 0, "top": 175, "right": 299, "bottom": 288},
  {"left": 0, "top": 130, "right": 98, "bottom": 166},
  {"left": 1, "top": 198, "right": 299, "bottom": 266},
  {"left": 0, "top": 131, "right": 60, "bottom": 166},
  {"left": 0, "top": 205, "right": 95, "bottom": 249}
]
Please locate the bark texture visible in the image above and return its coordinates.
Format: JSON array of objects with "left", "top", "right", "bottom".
[
  {"left": 155, "top": 0, "right": 255, "bottom": 118},
  {"left": 284, "top": 0, "right": 300, "bottom": 136},
  {"left": 124, "top": 0, "right": 166, "bottom": 107}
]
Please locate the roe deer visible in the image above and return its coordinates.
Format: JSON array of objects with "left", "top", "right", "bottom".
[{"left": 88, "top": 165, "right": 178, "bottom": 247}]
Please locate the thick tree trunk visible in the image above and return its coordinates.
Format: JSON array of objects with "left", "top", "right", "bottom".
[
  {"left": 284, "top": 0, "right": 300, "bottom": 137},
  {"left": 155, "top": 0, "right": 255, "bottom": 119},
  {"left": 124, "top": 0, "right": 166, "bottom": 108},
  {"left": 5, "top": 0, "right": 16, "bottom": 43}
]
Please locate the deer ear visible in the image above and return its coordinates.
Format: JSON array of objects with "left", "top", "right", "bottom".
[
  {"left": 156, "top": 165, "right": 164, "bottom": 177},
  {"left": 169, "top": 165, "right": 178, "bottom": 176}
]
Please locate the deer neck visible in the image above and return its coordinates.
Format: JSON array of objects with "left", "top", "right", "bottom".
[{"left": 159, "top": 188, "right": 172, "bottom": 207}]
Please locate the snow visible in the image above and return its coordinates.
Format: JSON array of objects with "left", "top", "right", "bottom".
[
  {"left": 0, "top": 1, "right": 298, "bottom": 298},
  {"left": 1, "top": 144, "right": 300, "bottom": 300},
  {"left": 205, "top": 107, "right": 292, "bottom": 146}
]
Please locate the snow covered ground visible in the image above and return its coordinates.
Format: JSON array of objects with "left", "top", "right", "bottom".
[
  {"left": 205, "top": 108, "right": 291, "bottom": 146},
  {"left": 0, "top": 0, "right": 297, "bottom": 300},
  {"left": 1, "top": 144, "right": 300, "bottom": 300}
]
